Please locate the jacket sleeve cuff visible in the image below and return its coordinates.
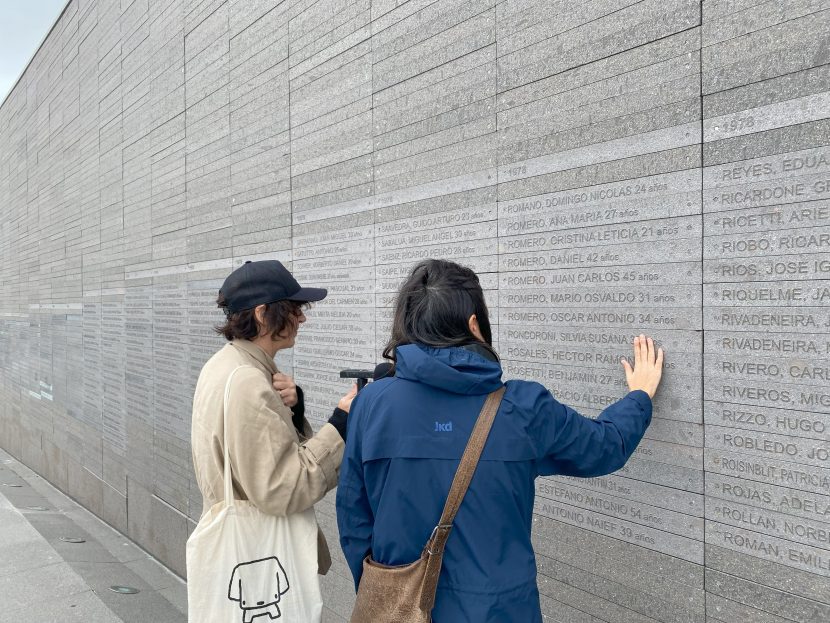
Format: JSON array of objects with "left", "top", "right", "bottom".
[
  {"left": 328, "top": 408, "right": 348, "bottom": 441},
  {"left": 626, "top": 390, "right": 652, "bottom": 414},
  {"left": 303, "top": 423, "right": 345, "bottom": 490}
]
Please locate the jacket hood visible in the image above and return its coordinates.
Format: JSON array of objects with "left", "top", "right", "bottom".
[{"left": 394, "top": 344, "right": 503, "bottom": 395}]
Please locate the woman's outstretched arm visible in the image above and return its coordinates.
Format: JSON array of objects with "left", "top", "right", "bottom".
[{"left": 531, "top": 335, "right": 664, "bottom": 477}]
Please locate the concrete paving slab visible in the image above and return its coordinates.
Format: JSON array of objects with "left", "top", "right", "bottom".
[
  {"left": 0, "top": 489, "right": 121, "bottom": 622},
  {"left": 2, "top": 589, "right": 124, "bottom": 623},
  {"left": 0, "top": 455, "right": 186, "bottom": 622}
]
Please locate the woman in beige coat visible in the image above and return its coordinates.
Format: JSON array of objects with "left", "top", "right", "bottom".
[{"left": 191, "top": 260, "right": 355, "bottom": 576}]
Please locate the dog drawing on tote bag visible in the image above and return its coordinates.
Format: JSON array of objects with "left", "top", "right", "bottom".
[{"left": 228, "top": 557, "right": 290, "bottom": 622}]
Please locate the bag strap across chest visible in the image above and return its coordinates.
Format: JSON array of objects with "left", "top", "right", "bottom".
[{"left": 222, "top": 365, "right": 255, "bottom": 508}]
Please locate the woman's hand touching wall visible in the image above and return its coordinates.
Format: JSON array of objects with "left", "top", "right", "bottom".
[{"left": 621, "top": 335, "right": 664, "bottom": 399}]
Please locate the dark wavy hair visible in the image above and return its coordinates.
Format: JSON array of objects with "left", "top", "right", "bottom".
[
  {"left": 382, "top": 259, "right": 495, "bottom": 363},
  {"left": 215, "top": 293, "right": 308, "bottom": 341}
]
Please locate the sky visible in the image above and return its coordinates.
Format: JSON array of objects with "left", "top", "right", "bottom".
[{"left": 0, "top": 0, "right": 69, "bottom": 104}]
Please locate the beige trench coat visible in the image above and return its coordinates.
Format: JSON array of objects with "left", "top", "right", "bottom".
[{"left": 191, "top": 339, "right": 344, "bottom": 574}]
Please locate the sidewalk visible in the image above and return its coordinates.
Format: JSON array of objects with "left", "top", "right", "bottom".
[{"left": 0, "top": 448, "right": 187, "bottom": 622}]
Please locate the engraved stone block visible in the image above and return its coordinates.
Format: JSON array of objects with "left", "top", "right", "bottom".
[{"left": 533, "top": 495, "right": 704, "bottom": 564}]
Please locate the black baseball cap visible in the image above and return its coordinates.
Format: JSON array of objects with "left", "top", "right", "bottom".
[{"left": 219, "top": 260, "right": 327, "bottom": 313}]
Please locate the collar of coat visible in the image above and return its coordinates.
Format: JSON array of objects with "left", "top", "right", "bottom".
[{"left": 230, "top": 339, "right": 278, "bottom": 375}]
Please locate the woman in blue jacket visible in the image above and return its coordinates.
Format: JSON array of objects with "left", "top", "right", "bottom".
[{"left": 336, "top": 259, "right": 664, "bottom": 622}]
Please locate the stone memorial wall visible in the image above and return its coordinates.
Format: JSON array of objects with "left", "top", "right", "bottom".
[{"left": 0, "top": 1, "right": 828, "bottom": 621}]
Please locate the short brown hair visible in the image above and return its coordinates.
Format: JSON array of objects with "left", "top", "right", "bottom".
[{"left": 215, "top": 293, "right": 307, "bottom": 341}]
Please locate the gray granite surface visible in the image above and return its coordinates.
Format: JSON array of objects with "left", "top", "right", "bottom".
[{"left": 1, "top": 1, "right": 829, "bottom": 621}]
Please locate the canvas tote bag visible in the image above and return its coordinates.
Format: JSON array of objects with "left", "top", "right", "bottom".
[
  {"left": 350, "top": 386, "right": 505, "bottom": 623},
  {"left": 187, "top": 366, "right": 323, "bottom": 623}
]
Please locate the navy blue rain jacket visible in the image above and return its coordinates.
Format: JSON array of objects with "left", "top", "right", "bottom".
[{"left": 336, "top": 344, "right": 652, "bottom": 622}]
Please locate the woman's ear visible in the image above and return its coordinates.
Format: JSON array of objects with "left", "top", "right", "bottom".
[
  {"left": 254, "top": 304, "right": 268, "bottom": 336},
  {"left": 468, "top": 314, "right": 484, "bottom": 342}
]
